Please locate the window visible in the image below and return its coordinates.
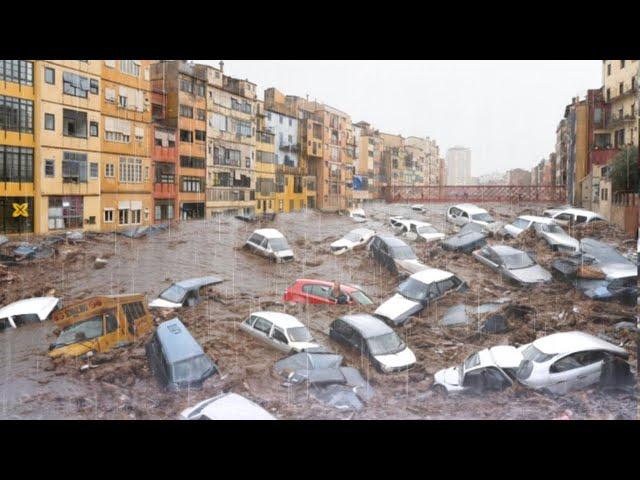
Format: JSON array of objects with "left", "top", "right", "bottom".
[
  {"left": 197, "top": 83, "right": 205, "bottom": 97},
  {"left": 271, "top": 329, "right": 288, "bottom": 344},
  {"left": 104, "top": 209, "right": 114, "bottom": 223},
  {"left": 0, "top": 146, "right": 34, "bottom": 182},
  {"left": 211, "top": 113, "right": 227, "bottom": 131},
  {"left": 619, "top": 82, "right": 624, "bottom": 95},
  {"left": 120, "top": 60, "right": 140, "bottom": 77},
  {"left": 0, "top": 95, "right": 34, "bottom": 134},
  {"left": 180, "top": 129, "right": 193, "bottom": 143},
  {"left": 45, "top": 159, "right": 55, "bottom": 178},
  {"left": 236, "top": 120, "right": 252, "bottom": 137},
  {"left": 45, "top": 113, "right": 55, "bottom": 131},
  {"left": 620, "top": 60, "right": 625, "bottom": 69},
  {"left": 0, "top": 60, "right": 33, "bottom": 85},
  {"left": 181, "top": 176, "right": 204, "bottom": 192},
  {"left": 119, "top": 157, "right": 143, "bottom": 184},
  {"left": 44, "top": 67, "right": 55, "bottom": 85},
  {"left": 180, "top": 156, "right": 205, "bottom": 169},
  {"left": 197, "top": 109, "right": 206, "bottom": 121},
  {"left": 90, "top": 162, "right": 98, "bottom": 179},
  {"left": 48, "top": 196, "right": 83, "bottom": 230},
  {"left": 62, "top": 152, "right": 88, "bottom": 183},
  {"left": 63, "top": 109, "right": 87, "bottom": 138},
  {"left": 253, "top": 318, "right": 272, "bottom": 335},
  {"left": 119, "top": 95, "right": 127, "bottom": 108},
  {"left": 256, "top": 151, "right": 274, "bottom": 163},
  {"left": 105, "top": 88, "right": 116, "bottom": 103},
  {"left": 104, "top": 117, "right": 131, "bottom": 143},
  {"left": 180, "top": 105, "right": 193, "bottom": 118},
  {"left": 180, "top": 77, "right": 193, "bottom": 94},
  {"left": 90, "top": 121, "right": 98, "bottom": 137},
  {"left": 119, "top": 208, "right": 129, "bottom": 225},
  {"left": 155, "top": 162, "right": 175, "bottom": 183},
  {"left": 105, "top": 163, "right": 115, "bottom": 178},
  {"left": 195, "top": 129, "right": 206, "bottom": 141},
  {"left": 131, "top": 208, "right": 141, "bottom": 224},
  {"left": 89, "top": 79, "right": 99, "bottom": 95},
  {"left": 213, "top": 147, "right": 241, "bottom": 166},
  {"left": 63, "top": 72, "right": 90, "bottom": 98},
  {"left": 607, "top": 63, "right": 611, "bottom": 76}
]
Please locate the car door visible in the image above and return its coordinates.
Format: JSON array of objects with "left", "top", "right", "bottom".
[
  {"left": 572, "top": 350, "right": 608, "bottom": 389},
  {"left": 251, "top": 317, "right": 273, "bottom": 345},
  {"left": 258, "top": 237, "right": 271, "bottom": 257},
  {"left": 476, "top": 247, "right": 499, "bottom": 270},
  {"left": 546, "top": 352, "right": 592, "bottom": 394},
  {"left": 95, "top": 309, "right": 120, "bottom": 352},
  {"left": 554, "top": 213, "right": 572, "bottom": 227},
  {"left": 269, "top": 326, "right": 291, "bottom": 353}
]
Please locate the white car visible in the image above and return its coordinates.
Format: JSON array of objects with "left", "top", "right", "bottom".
[
  {"left": 410, "top": 204, "right": 426, "bottom": 212},
  {"left": 180, "top": 393, "right": 276, "bottom": 420},
  {"left": 542, "top": 205, "right": 573, "bottom": 218},
  {"left": 375, "top": 268, "right": 466, "bottom": 326},
  {"left": 433, "top": 346, "right": 523, "bottom": 395},
  {"left": 390, "top": 217, "right": 445, "bottom": 243},
  {"left": 240, "top": 311, "right": 320, "bottom": 353},
  {"left": 503, "top": 215, "right": 555, "bottom": 238},
  {"left": 330, "top": 228, "right": 375, "bottom": 255},
  {"left": 516, "top": 331, "right": 630, "bottom": 395},
  {"left": 535, "top": 223, "right": 579, "bottom": 252},
  {"left": 446, "top": 204, "right": 500, "bottom": 231},
  {"left": 347, "top": 208, "right": 367, "bottom": 223},
  {"left": 0, "top": 297, "right": 60, "bottom": 331},
  {"left": 546, "top": 208, "right": 606, "bottom": 227},
  {"left": 244, "top": 228, "right": 294, "bottom": 263}
]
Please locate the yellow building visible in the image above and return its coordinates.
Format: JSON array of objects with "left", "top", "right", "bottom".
[
  {"left": 602, "top": 59, "right": 638, "bottom": 147},
  {"left": 100, "top": 60, "right": 152, "bottom": 231},
  {"left": 255, "top": 100, "right": 276, "bottom": 214},
  {"left": 1, "top": 60, "right": 35, "bottom": 235},
  {"left": 37, "top": 60, "right": 102, "bottom": 234}
]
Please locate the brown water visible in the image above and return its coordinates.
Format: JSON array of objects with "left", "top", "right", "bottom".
[{"left": 0, "top": 202, "right": 637, "bottom": 419}]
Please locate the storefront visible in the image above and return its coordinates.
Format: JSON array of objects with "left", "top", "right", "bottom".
[
  {"left": 181, "top": 202, "right": 204, "bottom": 220},
  {"left": 154, "top": 199, "right": 175, "bottom": 222},
  {"left": 0, "top": 196, "right": 34, "bottom": 234}
]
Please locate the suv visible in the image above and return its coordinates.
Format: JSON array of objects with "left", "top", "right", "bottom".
[
  {"left": 244, "top": 228, "right": 294, "bottom": 263},
  {"left": 367, "top": 234, "right": 426, "bottom": 276}
]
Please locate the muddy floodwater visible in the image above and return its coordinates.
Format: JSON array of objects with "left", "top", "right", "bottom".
[{"left": 1, "top": 202, "right": 637, "bottom": 419}]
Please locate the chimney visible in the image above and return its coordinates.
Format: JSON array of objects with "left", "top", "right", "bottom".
[{"left": 219, "top": 60, "right": 224, "bottom": 72}]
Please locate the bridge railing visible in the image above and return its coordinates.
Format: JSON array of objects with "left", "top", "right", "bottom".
[{"left": 381, "top": 184, "right": 567, "bottom": 203}]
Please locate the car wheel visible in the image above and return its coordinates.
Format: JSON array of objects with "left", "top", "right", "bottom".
[{"left": 431, "top": 384, "right": 448, "bottom": 397}]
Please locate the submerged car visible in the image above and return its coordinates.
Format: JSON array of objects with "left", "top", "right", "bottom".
[
  {"left": 240, "top": 311, "right": 320, "bottom": 353},
  {"left": 180, "top": 393, "right": 276, "bottom": 420},
  {"left": 149, "top": 276, "right": 224, "bottom": 309},
  {"left": 330, "top": 228, "right": 375, "bottom": 255},
  {"left": 244, "top": 228, "right": 294, "bottom": 263},
  {"left": 535, "top": 223, "right": 579, "bottom": 252},
  {"left": 433, "top": 346, "right": 523, "bottom": 396},
  {"left": 49, "top": 294, "right": 153, "bottom": 358},
  {"left": 546, "top": 208, "right": 606, "bottom": 227},
  {"left": 391, "top": 218, "right": 445, "bottom": 243},
  {"left": 367, "top": 234, "right": 426, "bottom": 276},
  {"left": 283, "top": 279, "right": 374, "bottom": 306},
  {"left": 329, "top": 314, "right": 416, "bottom": 373},
  {"left": 502, "top": 215, "right": 555, "bottom": 238},
  {"left": 375, "top": 268, "right": 467, "bottom": 326},
  {"left": 410, "top": 204, "right": 426, "bottom": 212},
  {"left": 0, "top": 297, "right": 60, "bottom": 332},
  {"left": 347, "top": 208, "right": 367, "bottom": 223},
  {"left": 516, "top": 331, "right": 630, "bottom": 395},
  {"left": 473, "top": 245, "right": 552, "bottom": 285},
  {"left": 441, "top": 223, "right": 488, "bottom": 253},
  {"left": 146, "top": 317, "right": 218, "bottom": 391},
  {"left": 446, "top": 204, "right": 499, "bottom": 231}
]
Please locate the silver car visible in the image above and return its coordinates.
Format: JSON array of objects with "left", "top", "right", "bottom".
[
  {"left": 473, "top": 245, "right": 552, "bottom": 285},
  {"left": 534, "top": 223, "right": 579, "bottom": 252}
]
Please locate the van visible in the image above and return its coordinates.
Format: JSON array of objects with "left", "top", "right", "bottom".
[
  {"left": 145, "top": 318, "right": 218, "bottom": 391},
  {"left": 48, "top": 294, "right": 153, "bottom": 358}
]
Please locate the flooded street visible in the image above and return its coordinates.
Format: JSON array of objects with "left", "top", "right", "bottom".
[{"left": 1, "top": 202, "right": 637, "bottom": 420}]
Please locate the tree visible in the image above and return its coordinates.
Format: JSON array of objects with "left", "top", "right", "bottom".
[{"left": 607, "top": 146, "right": 639, "bottom": 194}]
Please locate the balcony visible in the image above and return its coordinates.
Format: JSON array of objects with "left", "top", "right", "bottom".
[
  {"left": 276, "top": 163, "right": 304, "bottom": 176},
  {"left": 279, "top": 143, "right": 300, "bottom": 153},
  {"left": 256, "top": 131, "right": 274, "bottom": 144},
  {"left": 153, "top": 182, "right": 177, "bottom": 198},
  {"left": 611, "top": 85, "right": 638, "bottom": 101},
  {"left": 152, "top": 145, "right": 178, "bottom": 162},
  {"left": 606, "top": 114, "right": 637, "bottom": 129}
]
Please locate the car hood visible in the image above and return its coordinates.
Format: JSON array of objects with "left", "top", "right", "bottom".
[
  {"left": 504, "top": 224, "right": 524, "bottom": 237},
  {"left": 418, "top": 232, "right": 445, "bottom": 242},
  {"left": 149, "top": 298, "right": 183, "bottom": 309},
  {"left": 508, "top": 264, "right": 552, "bottom": 284},
  {"left": 331, "top": 238, "right": 355, "bottom": 250},
  {"left": 435, "top": 366, "right": 460, "bottom": 387},
  {"left": 374, "top": 293, "right": 423, "bottom": 325},
  {"left": 374, "top": 347, "right": 416, "bottom": 370},
  {"left": 599, "top": 263, "right": 637, "bottom": 280},
  {"left": 290, "top": 341, "right": 322, "bottom": 352},
  {"left": 396, "top": 259, "right": 428, "bottom": 274},
  {"left": 544, "top": 231, "right": 579, "bottom": 250}
]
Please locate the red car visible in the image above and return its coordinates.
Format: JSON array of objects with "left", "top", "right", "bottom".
[{"left": 283, "top": 279, "right": 374, "bottom": 305}]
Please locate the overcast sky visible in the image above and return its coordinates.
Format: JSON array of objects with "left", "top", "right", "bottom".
[{"left": 198, "top": 60, "right": 601, "bottom": 176}]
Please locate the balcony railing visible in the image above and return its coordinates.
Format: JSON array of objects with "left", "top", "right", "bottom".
[
  {"left": 611, "top": 85, "right": 638, "bottom": 101},
  {"left": 256, "top": 131, "right": 274, "bottom": 144},
  {"left": 606, "top": 114, "right": 637, "bottom": 129},
  {"left": 279, "top": 143, "right": 300, "bottom": 153}
]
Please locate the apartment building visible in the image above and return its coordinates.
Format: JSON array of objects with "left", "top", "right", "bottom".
[
  {"left": 352, "top": 121, "right": 384, "bottom": 201},
  {"left": 205, "top": 63, "right": 256, "bottom": 217},
  {"left": 37, "top": 60, "right": 103, "bottom": 234},
  {"left": 445, "top": 146, "right": 471, "bottom": 185},
  {"left": 564, "top": 97, "right": 589, "bottom": 205},
  {"left": 380, "top": 133, "right": 407, "bottom": 188},
  {"left": 405, "top": 136, "right": 442, "bottom": 187},
  {"left": 1, "top": 60, "right": 35, "bottom": 235},
  {"left": 602, "top": 59, "right": 638, "bottom": 148},
  {"left": 255, "top": 100, "right": 276, "bottom": 214},
  {"left": 100, "top": 60, "right": 152, "bottom": 231},
  {"left": 507, "top": 168, "right": 531, "bottom": 186}
]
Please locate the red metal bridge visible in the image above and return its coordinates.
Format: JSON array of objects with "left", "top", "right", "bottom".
[{"left": 381, "top": 184, "right": 567, "bottom": 204}]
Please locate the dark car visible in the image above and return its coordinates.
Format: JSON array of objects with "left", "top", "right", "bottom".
[
  {"left": 145, "top": 318, "right": 218, "bottom": 391},
  {"left": 367, "top": 234, "right": 425, "bottom": 276},
  {"left": 329, "top": 314, "right": 416, "bottom": 373},
  {"left": 441, "top": 230, "right": 487, "bottom": 253}
]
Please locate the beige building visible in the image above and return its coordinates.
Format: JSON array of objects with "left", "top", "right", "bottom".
[
  {"left": 602, "top": 59, "right": 638, "bottom": 147},
  {"left": 445, "top": 146, "right": 471, "bottom": 185},
  {"left": 405, "top": 136, "right": 442, "bottom": 186}
]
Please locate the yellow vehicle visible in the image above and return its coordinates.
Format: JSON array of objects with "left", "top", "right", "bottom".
[{"left": 48, "top": 294, "right": 153, "bottom": 358}]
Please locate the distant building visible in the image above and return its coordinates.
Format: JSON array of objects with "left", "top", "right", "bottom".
[
  {"left": 507, "top": 168, "right": 531, "bottom": 186},
  {"left": 445, "top": 146, "right": 471, "bottom": 185}
]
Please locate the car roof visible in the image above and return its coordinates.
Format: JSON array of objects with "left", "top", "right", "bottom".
[
  {"left": 253, "top": 228, "right": 285, "bottom": 238},
  {"left": 480, "top": 346, "right": 523, "bottom": 369},
  {"left": 156, "top": 317, "right": 206, "bottom": 364},
  {"left": 490, "top": 245, "right": 524, "bottom": 256},
  {"left": 174, "top": 276, "right": 223, "bottom": 290},
  {"left": 410, "top": 267, "right": 454, "bottom": 284},
  {"left": 518, "top": 215, "right": 554, "bottom": 223},
  {"left": 0, "top": 297, "right": 60, "bottom": 320},
  {"left": 252, "top": 311, "right": 303, "bottom": 329},
  {"left": 532, "top": 331, "right": 628, "bottom": 356},
  {"left": 184, "top": 393, "right": 276, "bottom": 420},
  {"left": 294, "top": 279, "right": 360, "bottom": 293},
  {"left": 337, "top": 313, "right": 393, "bottom": 338},
  {"left": 375, "top": 234, "right": 410, "bottom": 247},
  {"left": 453, "top": 204, "right": 487, "bottom": 214},
  {"left": 556, "top": 208, "right": 603, "bottom": 219},
  {"left": 348, "top": 228, "right": 374, "bottom": 236}
]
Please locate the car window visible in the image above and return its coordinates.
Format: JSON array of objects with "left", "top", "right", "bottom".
[
  {"left": 333, "top": 320, "right": 353, "bottom": 339},
  {"left": 461, "top": 211, "right": 469, "bottom": 218},
  {"left": 302, "top": 284, "right": 314, "bottom": 295},
  {"left": 436, "top": 277, "right": 460, "bottom": 295},
  {"left": 105, "top": 311, "right": 118, "bottom": 333},
  {"left": 410, "top": 224, "right": 417, "bottom": 233},
  {"left": 249, "top": 234, "right": 263, "bottom": 245},
  {"left": 244, "top": 315, "right": 258, "bottom": 327},
  {"left": 271, "top": 328, "right": 288, "bottom": 344},
  {"left": 575, "top": 350, "right": 607, "bottom": 366},
  {"left": 556, "top": 213, "right": 571, "bottom": 221},
  {"left": 550, "top": 353, "right": 583, "bottom": 373},
  {"left": 253, "top": 318, "right": 272, "bottom": 335},
  {"left": 575, "top": 215, "right": 587, "bottom": 224},
  {"left": 260, "top": 237, "right": 270, "bottom": 249},
  {"left": 312, "top": 285, "right": 332, "bottom": 298}
]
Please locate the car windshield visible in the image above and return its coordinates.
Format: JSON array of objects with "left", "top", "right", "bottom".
[
  {"left": 350, "top": 290, "right": 373, "bottom": 305},
  {"left": 53, "top": 315, "right": 103, "bottom": 347},
  {"left": 543, "top": 224, "right": 564, "bottom": 234},
  {"left": 287, "top": 326, "right": 313, "bottom": 342},
  {"left": 397, "top": 277, "right": 429, "bottom": 302},
  {"left": 391, "top": 245, "right": 416, "bottom": 260},
  {"left": 521, "top": 344, "right": 555, "bottom": 363},
  {"left": 511, "top": 218, "right": 529, "bottom": 229},
  {"left": 472, "top": 213, "right": 494, "bottom": 222},
  {"left": 160, "top": 284, "right": 188, "bottom": 304},
  {"left": 417, "top": 226, "right": 438, "bottom": 234},
  {"left": 269, "top": 237, "right": 290, "bottom": 251},
  {"left": 344, "top": 231, "right": 361, "bottom": 242},
  {"left": 502, "top": 252, "right": 535, "bottom": 269},
  {"left": 367, "top": 332, "right": 405, "bottom": 356},
  {"left": 173, "top": 355, "right": 216, "bottom": 383}
]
